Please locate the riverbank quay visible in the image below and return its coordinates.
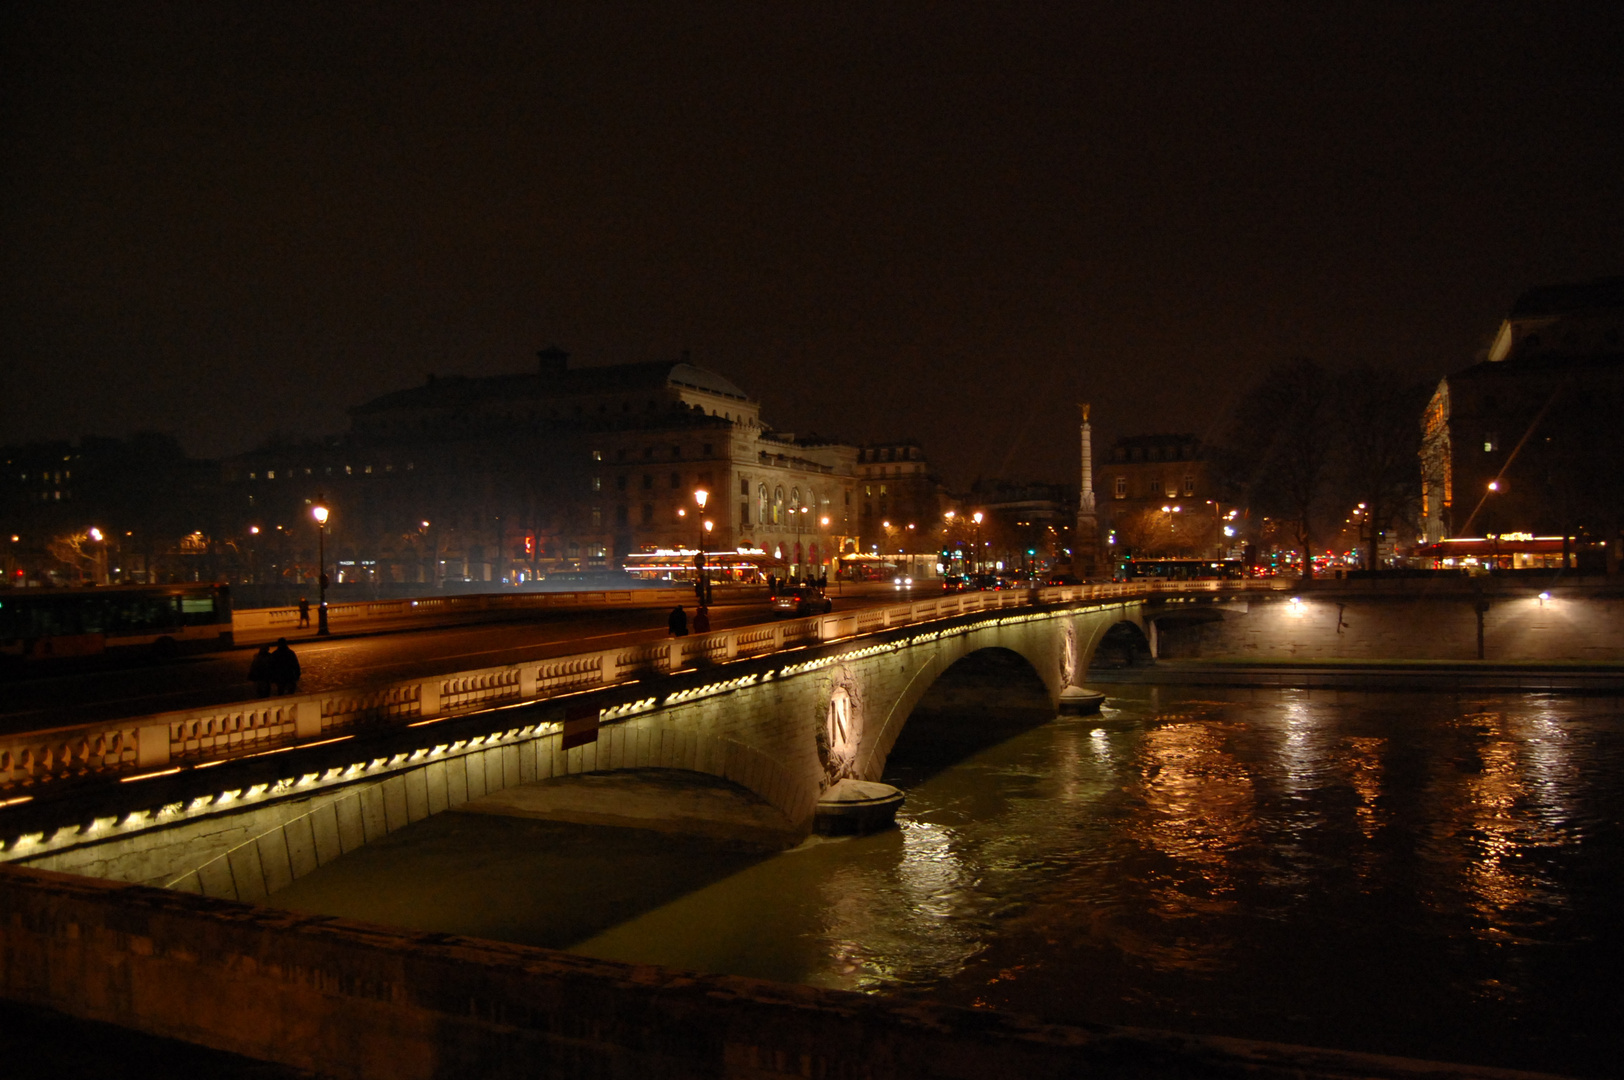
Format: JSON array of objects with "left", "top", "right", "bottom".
[
  {"left": 0, "top": 864, "right": 1575, "bottom": 1080},
  {"left": 1090, "top": 659, "right": 1624, "bottom": 695},
  {"left": 1143, "top": 577, "right": 1624, "bottom": 665}
]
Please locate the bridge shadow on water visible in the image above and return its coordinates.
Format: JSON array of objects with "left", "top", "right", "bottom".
[
  {"left": 882, "top": 647, "right": 1057, "bottom": 785},
  {"left": 268, "top": 809, "right": 774, "bottom": 950}
]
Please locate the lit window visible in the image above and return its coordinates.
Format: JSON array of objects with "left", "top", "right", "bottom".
[
  {"left": 591, "top": 507, "right": 602, "bottom": 526},
  {"left": 267, "top": 470, "right": 276, "bottom": 480},
  {"left": 1114, "top": 476, "right": 1126, "bottom": 498},
  {"left": 1483, "top": 433, "right": 1499, "bottom": 452},
  {"left": 1183, "top": 475, "right": 1195, "bottom": 496},
  {"left": 592, "top": 449, "right": 603, "bottom": 461},
  {"left": 592, "top": 476, "right": 602, "bottom": 491}
]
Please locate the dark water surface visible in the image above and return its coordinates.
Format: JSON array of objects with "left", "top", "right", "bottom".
[{"left": 270, "top": 687, "right": 1624, "bottom": 1077}]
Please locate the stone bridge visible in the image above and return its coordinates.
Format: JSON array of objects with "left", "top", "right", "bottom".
[{"left": 0, "top": 582, "right": 1250, "bottom": 902}]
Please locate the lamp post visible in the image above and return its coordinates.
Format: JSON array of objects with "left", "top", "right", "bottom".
[
  {"left": 795, "top": 504, "right": 811, "bottom": 580},
  {"left": 972, "top": 511, "right": 984, "bottom": 577},
  {"left": 312, "top": 502, "right": 331, "bottom": 636},
  {"left": 693, "top": 488, "right": 710, "bottom": 605}
]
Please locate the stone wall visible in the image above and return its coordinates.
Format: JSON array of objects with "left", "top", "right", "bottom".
[
  {"left": 1153, "top": 590, "right": 1624, "bottom": 664},
  {"left": 0, "top": 864, "right": 1528, "bottom": 1080}
]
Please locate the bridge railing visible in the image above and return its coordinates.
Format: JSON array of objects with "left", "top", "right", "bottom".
[{"left": 0, "top": 580, "right": 1263, "bottom": 794}]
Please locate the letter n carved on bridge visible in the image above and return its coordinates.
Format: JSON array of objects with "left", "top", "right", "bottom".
[{"left": 823, "top": 687, "right": 856, "bottom": 779}]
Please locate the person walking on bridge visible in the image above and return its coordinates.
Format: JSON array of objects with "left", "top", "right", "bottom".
[
  {"left": 270, "top": 637, "right": 302, "bottom": 694},
  {"left": 297, "top": 597, "right": 311, "bottom": 628},
  {"left": 667, "top": 604, "right": 688, "bottom": 637},
  {"left": 692, "top": 604, "right": 711, "bottom": 634}
]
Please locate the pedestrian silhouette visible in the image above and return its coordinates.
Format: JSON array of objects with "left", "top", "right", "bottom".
[
  {"left": 692, "top": 604, "right": 710, "bottom": 634},
  {"left": 297, "top": 597, "right": 311, "bottom": 628},
  {"left": 248, "top": 644, "right": 273, "bottom": 697},
  {"left": 270, "top": 637, "right": 302, "bottom": 694},
  {"left": 667, "top": 605, "right": 688, "bottom": 637}
]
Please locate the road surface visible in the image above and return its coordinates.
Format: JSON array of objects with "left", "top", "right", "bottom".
[{"left": 1, "top": 590, "right": 918, "bottom": 736}]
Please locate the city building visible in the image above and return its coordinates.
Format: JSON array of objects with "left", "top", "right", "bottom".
[
  {"left": 1420, "top": 276, "right": 1624, "bottom": 570},
  {"left": 222, "top": 350, "right": 862, "bottom": 587},
  {"left": 851, "top": 442, "right": 951, "bottom": 580},
  {"left": 964, "top": 479, "right": 1076, "bottom": 577},
  {"left": 1, "top": 435, "right": 223, "bottom": 586},
  {"left": 1099, "top": 434, "right": 1225, "bottom": 559}
]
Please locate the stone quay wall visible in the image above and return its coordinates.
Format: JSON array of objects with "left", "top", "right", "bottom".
[
  {"left": 0, "top": 864, "right": 1547, "bottom": 1080},
  {"left": 1152, "top": 586, "right": 1624, "bottom": 664}
]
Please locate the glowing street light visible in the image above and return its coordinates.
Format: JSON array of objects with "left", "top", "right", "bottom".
[
  {"left": 312, "top": 501, "right": 331, "bottom": 636},
  {"left": 693, "top": 489, "right": 711, "bottom": 604}
]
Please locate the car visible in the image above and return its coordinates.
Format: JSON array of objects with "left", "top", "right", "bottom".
[
  {"left": 941, "top": 575, "right": 972, "bottom": 593},
  {"left": 892, "top": 575, "right": 915, "bottom": 589},
  {"left": 772, "top": 587, "right": 832, "bottom": 617}
]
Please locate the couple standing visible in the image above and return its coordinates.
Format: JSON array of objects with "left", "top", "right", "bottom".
[{"left": 249, "top": 638, "right": 302, "bottom": 696}]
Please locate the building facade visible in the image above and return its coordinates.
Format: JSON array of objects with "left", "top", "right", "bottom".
[
  {"left": 1099, "top": 434, "right": 1224, "bottom": 559},
  {"left": 1421, "top": 277, "right": 1624, "bottom": 569},
  {"left": 222, "top": 350, "right": 862, "bottom": 586}
]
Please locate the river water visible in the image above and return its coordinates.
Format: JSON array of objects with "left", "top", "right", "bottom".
[{"left": 270, "top": 686, "right": 1624, "bottom": 1077}]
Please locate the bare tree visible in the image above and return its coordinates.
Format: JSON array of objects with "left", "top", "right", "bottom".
[
  {"left": 1331, "top": 366, "right": 1428, "bottom": 570},
  {"left": 1219, "top": 358, "right": 1335, "bottom": 578}
]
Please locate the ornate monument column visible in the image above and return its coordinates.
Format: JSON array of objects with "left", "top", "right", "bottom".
[{"left": 1074, "top": 403, "right": 1101, "bottom": 579}]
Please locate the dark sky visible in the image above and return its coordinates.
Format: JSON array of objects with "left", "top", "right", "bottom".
[{"left": 3, "top": 3, "right": 1621, "bottom": 487}]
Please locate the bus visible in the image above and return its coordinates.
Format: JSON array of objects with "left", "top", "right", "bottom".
[
  {"left": 0, "top": 583, "right": 234, "bottom": 661},
  {"left": 1120, "top": 559, "right": 1248, "bottom": 581}
]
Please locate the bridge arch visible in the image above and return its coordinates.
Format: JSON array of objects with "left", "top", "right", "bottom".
[{"left": 1090, "top": 620, "right": 1155, "bottom": 669}]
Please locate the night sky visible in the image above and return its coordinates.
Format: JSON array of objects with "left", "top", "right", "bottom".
[{"left": 3, "top": 3, "right": 1621, "bottom": 486}]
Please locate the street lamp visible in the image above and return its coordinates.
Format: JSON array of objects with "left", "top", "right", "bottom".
[
  {"left": 971, "top": 511, "right": 984, "bottom": 576},
  {"left": 693, "top": 489, "right": 710, "bottom": 604},
  {"left": 86, "top": 527, "right": 106, "bottom": 585},
  {"left": 312, "top": 502, "right": 331, "bottom": 636}
]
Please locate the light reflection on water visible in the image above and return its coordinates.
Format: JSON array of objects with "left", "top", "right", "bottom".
[
  {"left": 270, "top": 686, "right": 1623, "bottom": 1077},
  {"left": 575, "top": 687, "right": 1623, "bottom": 1076}
]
